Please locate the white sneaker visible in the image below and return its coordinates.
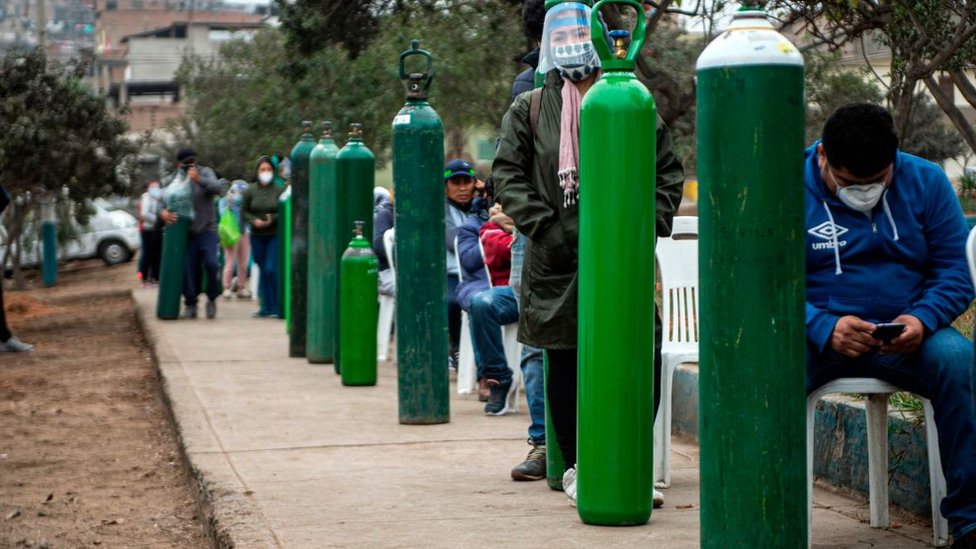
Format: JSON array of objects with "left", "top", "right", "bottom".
[
  {"left": 1, "top": 337, "right": 34, "bottom": 352},
  {"left": 222, "top": 289, "right": 233, "bottom": 300},
  {"left": 653, "top": 488, "right": 664, "bottom": 508},
  {"left": 562, "top": 467, "right": 577, "bottom": 507},
  {"left": 560, "top": 467, "right": 659, "bottom": 508}
]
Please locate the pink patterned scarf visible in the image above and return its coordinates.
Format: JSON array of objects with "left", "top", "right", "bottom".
[{"left": 557, "top": 76, "right": 582, "bottom": 208}]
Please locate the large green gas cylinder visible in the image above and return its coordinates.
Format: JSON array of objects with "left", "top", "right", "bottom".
[
  {"left": 334, "top": 123, "right": 376, "bottom": 374},
  {"left": 696, "top": 7, "right": 806, "bottom": 547},
  {"left": 307, "top": 121, "right": 341, "bottom": 364},
  {"left": 391, "top": 40, "right": 449, "bottom": 425},
  {"left": 279, "top": 185, "right": 292, "bottom": 327},
  {"left": 289, "top": 122, "right": 316, "bottom": 357},
  {"left": 156, "top": 173, "right": 194, "bottom": 319},
  {"left": 576, "top": 0, "right": 655, "bottom": 526},
  {"left": 339, "top": 221, "right": 378, "bottom": 386}
]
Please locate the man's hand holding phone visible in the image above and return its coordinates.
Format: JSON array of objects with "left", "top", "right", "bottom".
[{"left": 878, "top": 314, "right": 924, "bottom": 355}]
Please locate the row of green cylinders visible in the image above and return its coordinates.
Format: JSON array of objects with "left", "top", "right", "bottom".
[{"left": 287, "top": 121, "right": 378, "bottom": 385}]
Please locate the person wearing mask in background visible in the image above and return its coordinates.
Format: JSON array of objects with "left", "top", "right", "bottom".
[
  {"left": 219, "top": 180, "right": 252, "bottom": 300},
  {"left": 0, "top": 185, "right": 34, "bottom": 352},
  {"left": 373, "top": 187, "right": 395, "bottom": 297},
  {"left": 445, "top": 158, "right": 478, "bottom": 371},
  {"left": 243, "top": 156, "right": 284, "bottom": 318},
  {"left": 493, "top": 1, "right": 685, "bottom": 506},
  {"left": 160, "top": 148, "right": 225, "bottom": 320},
  {"left": 139, "top": 180, "right": 164, "bottom": 287}
]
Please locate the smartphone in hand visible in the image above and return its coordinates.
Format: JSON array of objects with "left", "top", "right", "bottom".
[{"left": 872, "top": 322, "right": 906, "bottom": 343}]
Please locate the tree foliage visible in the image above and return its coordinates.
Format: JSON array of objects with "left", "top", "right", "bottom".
[
  {"left": 0, "top": 48, "right": 135, "bottom": 281},
  {"left": 178, "top": 1, "right": 527, "bottom": 179},
  {"left": 767, "top": 0, "right": 976, "bottom": 155}
]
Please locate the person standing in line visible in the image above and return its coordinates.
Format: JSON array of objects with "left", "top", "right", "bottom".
[
  {"left": 219, "top": 181, "right": 252, "bottom": 300},
  {"left": 0, "top": 185, "right": 34, "bottom": 352},
  {"left": 242, "top": 157, "right": 284, "bottom": 318},
  {"left": 139, "top": 180, "right": 164, "bottom": 287},
  {"left": 159, "top": 148, "right": 225, "bottom": 320}
]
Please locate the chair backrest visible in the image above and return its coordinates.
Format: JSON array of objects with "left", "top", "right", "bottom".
[
  {"left": 383, "top": 228, "right": 395, "bottom": 276},
  {"left": 454, "top": 235, "right": 464, "bottom": 283},
  {"left": 966, "top": 224, "right": 976, "bottom": 290},
  {"left": 476, "top": 235, "right": 494, "bottom": 286},
  {"left": 656, "top": 216, "right": 699, "bottom": 352}
]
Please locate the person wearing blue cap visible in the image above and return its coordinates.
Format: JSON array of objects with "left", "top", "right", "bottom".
[{"left": 445, "top": 158, "right": 479, "bottom": 369}]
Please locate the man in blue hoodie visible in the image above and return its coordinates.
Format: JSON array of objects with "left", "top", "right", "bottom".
[{"left": 806, "top": 103, "right": 976, "bottom": 547}]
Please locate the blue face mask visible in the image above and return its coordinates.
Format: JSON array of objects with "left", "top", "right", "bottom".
[
  {"left": 148, "top": 187, "right": 161, "bottom": 198},
  {"left": 232, "top": 194, "right": 242, "bottom": 206}
]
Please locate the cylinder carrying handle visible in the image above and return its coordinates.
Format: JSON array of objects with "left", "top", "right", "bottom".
[
  {"left": 398, "top": 39, "right": 434, "bottom": 100},
  {"left": 590, "top": 0, "right": 646, "bottom": 71}
]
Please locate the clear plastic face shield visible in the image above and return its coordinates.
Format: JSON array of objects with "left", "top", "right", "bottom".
[{"left": 539, "top": 2, "right": 600, "bottom": 81}]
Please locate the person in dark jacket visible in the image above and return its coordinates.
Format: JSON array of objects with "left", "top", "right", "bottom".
[
  {"left": 0, "top": 185, "right": 34, "bottom": 352},
  {"left": 510, "top": 0, "right": 544, "bottom": 102},
  {"left": 373, "top": 187, "right": 395, "bottom": 296},
  {"left": 160, "top": 148, "right": 226, "bottom": 320},
  {"left": 492, "top": 1, "right": 684, "bottom": 506},
  {"left": 805, "top": 104, "right": 976, "bottom": 547},
  {"left": 242, "top": 156, "right": 285, "bottom": 318},
  {"left": 445, "top": 158, "right": 478, "bottom": 368}
]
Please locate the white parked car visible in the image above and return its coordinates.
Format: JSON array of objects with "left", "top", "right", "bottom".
[{"left": 1, "top": 198, "right": 141, "bottom": 269}]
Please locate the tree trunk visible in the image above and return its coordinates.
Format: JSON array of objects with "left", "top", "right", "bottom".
[{"left": 924, "top": 75, "right": 976, "bottom": 154}]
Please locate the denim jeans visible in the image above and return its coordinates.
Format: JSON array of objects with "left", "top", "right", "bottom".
[
  {"left": 183, "top": 231, "right": 220, "bottom": 307},
  {"left": 521, "top": 344, "right": 545, "bottom": 445},
  {"left": 250, "top": 234, "right": 280, "bottom": 316},
  {"left": 808, "top": 327, "right": 976, "bottom": 540},
  {"left": 469, "top": 286, "right": 519, "bottom": 385},
  {"left": 510, "top": 231, "right": 546, "bottom": 446}
]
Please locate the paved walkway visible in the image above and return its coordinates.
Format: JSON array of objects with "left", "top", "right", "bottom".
[{"left": 132, "top": 288, "right": 936, "bottom": 548}]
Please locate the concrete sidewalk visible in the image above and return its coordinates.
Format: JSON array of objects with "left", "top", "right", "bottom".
[{"left": 132, "top": 288, "right": 936, "bottom": 548}]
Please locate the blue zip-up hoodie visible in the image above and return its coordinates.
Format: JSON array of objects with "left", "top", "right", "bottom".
[{"left": 805, "top": 141, "right": 973, "bottom": 351}]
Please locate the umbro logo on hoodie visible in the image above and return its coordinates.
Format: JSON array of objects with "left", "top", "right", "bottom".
[{"left": 808, "top": 221, "right": 849, "bottom": 250}]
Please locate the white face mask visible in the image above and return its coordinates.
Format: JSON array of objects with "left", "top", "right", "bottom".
[
  {"left": 258, "top": 172, "right": 273, "bottom": 185},
  {"left": 837, "top": 182, "right": 885, "bottom": 212},
  {"left": 828, "top": 168, "right": 886, "bottom": 213}
]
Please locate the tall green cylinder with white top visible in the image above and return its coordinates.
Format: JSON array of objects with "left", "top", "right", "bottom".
[{"left": 696, "top": 6, "right": 806, "bottom": 547}]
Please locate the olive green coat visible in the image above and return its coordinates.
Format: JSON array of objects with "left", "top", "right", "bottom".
[{"left": 492, "top": 70, "right": 685, "bottom": 350}]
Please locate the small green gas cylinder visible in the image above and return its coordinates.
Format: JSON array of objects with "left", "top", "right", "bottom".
[
  {"left": 157, "top": 173, "right": 194, "bottom": 320},
  {"left": 339, "top": 221, "right": 378, "bottom": 386},
  {"left": 279, "top": 185, "right": 292, "bottom": 329},
  {"left": 577, "top": 0, "right": 656, "bottom": 526}
]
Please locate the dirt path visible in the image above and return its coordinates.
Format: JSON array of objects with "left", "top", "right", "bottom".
[{"left": 0, "top": 261, "right": 208, "bottom": 549}]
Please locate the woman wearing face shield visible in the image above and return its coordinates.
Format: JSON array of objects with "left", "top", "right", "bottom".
[{"left": 491, "top": 1, "right": 685, "bottom": 508}]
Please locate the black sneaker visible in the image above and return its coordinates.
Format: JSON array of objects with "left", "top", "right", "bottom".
[
  {"left": 181, "top": 305, "right": 198, "bottom": 319},
  {"left": 206, "top": 300, "right": 217, "bottom": 319},
  {"left": 483, "top": 380, "right": 511, "bottom": 415},
  {"left": 511, "top": 445, "right": 546, "bottom": 481}
]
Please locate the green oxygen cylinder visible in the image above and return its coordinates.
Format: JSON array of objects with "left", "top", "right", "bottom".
[
  {"left": 307, "top": 121, "right": 341, "bottom": 364},
  {"left": 279, "top": 185, "right": 292, "bottom": 327},
  {"left": 289, "top": 121, "right": 316, "bottom": 358},
  {"left": 156, "top": 172, "right": 194, "bottom": 319},
  {"left": 339, "top": 220, "right": 379, "bottom": 386},
  {"left": 696, "top": 7, "right": 806, "bottom": 547},
  {"left": 577, "top": 0, "right": 655, "bottom": 526},
  {"left": 334, "top": 123, "right": 376, "bottom": 374},
  {"left": 391, "top": 40, "right": 449, "bottom": 425}
]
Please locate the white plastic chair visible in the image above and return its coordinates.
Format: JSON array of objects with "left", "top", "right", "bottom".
[
  {"left": 478, "top": 234, "right": 522, "bottom": 414},
  {"left": 377, "top": 228, "right": 396, "bottom": 362},
  {"left": 966, "top": 224, "right": 976, "bottom": 288},
  {"left": 454, "top": 236, "right": 478, "bottom": 394},
  {"left": 807, "top": 378, "right": 948, "bottom": 547},
  {"left": 652, "top": 216, "right": 699, "bottom": 489}
]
